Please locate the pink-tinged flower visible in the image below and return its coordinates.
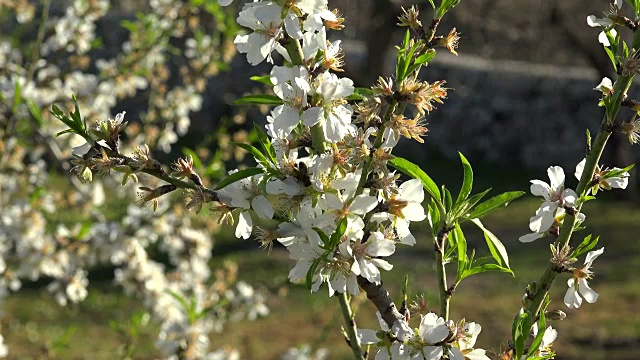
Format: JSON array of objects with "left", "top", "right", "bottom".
[{"left": 564, "top": 247, "right": 604, "bottom": 309}]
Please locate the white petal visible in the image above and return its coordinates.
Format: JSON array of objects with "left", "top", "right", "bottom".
[
  {"left": 399, "top": 179, "right": 424, "bottom": 203},
  {"left": 530, "top": 180, "right": 551, "bottom": 198},
  {"left": 402, "top": 202, "right": 427, "bottom": 222},
  {"left": 350, "top": 195, "right": 378, "bottom": 215},
  {"left": 284, "top": 13, "right": 303, "bottom": 39},
  {"left": 448, "top": 347, "right": 465, "bottom": 360},
  {"left": 519, "top": 232, "right": 545, "bottom": 243},
  {"left": 366, "top": 232, "right": 396, "bottom": 257},
  {"left": 72, "top": 141, "right": 92, "bottom": 156},
  {"left": 577, "top": 278, "right": 599, "bottom": 303},
  {"left": 542, "top": 326, "right": 558, "bottom": 347},
  {"left": 584, "top": 247, "right": 605, "bottom": 266},
  {"left": 547, "top": 166, "right": 565, "bottom": 190},
  {"left": 251, "top": 196, "right": 274, "bottom": 219},
  {"left": 606, "top": 176, "right": 628, "bottom": 189},
  {"left": 301, "top": 106, "right": 324, "bottom": 127},
  {"left": 465, "top": 349, "right": 491, "bottom": 360},
  {"left": 422, "top": 346, "right": 444, "bottom": 360},
  {"left": 564, "top": 278, "right": 582, "bottom": 309},
  {"left": 528, "top": 209, "right": 554, "bottom": 233},
  {"left": 562, "top": 189, "right": 578, "bottom": 207},
  {"left": 587, "top": 15, "right": 613, "bottom": 27},
  {"left": 370, "top": 258, "right": 393, "bottom": 271},
  {"left": 575, "top": 158, "right": 586, "bottom": 180},
  {"left": 235, "top": 211, "right": 253, "bottom": 239},
  {"left": 356, "top": 329, "right": 378, "bottom": 345}
]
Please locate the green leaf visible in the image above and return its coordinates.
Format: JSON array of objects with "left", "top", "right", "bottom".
[
  {"left": 389, "top": 157, "right": 441, "bottom": 203},
  {"left": 306, "top": 256, "right": 323, "bottom": 290},
  {"left": 572, "top": 234, "right": 600, "bottom": 258},
  {"left": 26, "top": 101, "right": 43, "bottom": 127},
  {"left": 250, "top": 75, "right": 274, "bottom": 86},
  {"left": 234, "top": 94, "right": 283, "bottom": 106},
  {"left": 512, "top": 311, "right": 532, "bottom": 359},
  {"left": 467, "top": 191, "right": 525, "bottom": 219},
  {"left": 452, "top": 225, "right": 468, "bottom": 281},
  {"left": 443, "top": 186, "right": 452, "bottom": 213},
  {"left": 254, "top": 123, "right": 277, "bottom": 163},
  {"left": 455, "top": 152, "right": 473, "bottom": 207},
  {"left": 345, "top": 87, "right": 376, "bottom": 101},
  {"left": 329, "top": 217, "right": 348, "bottom": 248},
  {"left": 214, "top": 167, "right": 263, "bottom": 190},
  {"left": 470, "top": 218, "right": 511, "bottom": 270},
  {"left": 604, "top": 46, "right": 617, "bottom": 71},
  {"left": 12, "top": 79, "right": 21, "bottom": 113},
  {"left": 231, "top": 142, "right": 271, "bottom": 167},
  {"left": 426, "top": 0, "right": 435, "bottom": 9},
  {"left": 55, "top": 129, "right": 77, "bottom": 137},
  {"left": 415, "top": 49, "right": 436, "bottom": 65},
  {"left": 527, "top": 310, "right": 547, "bottom": 358},
  {"left": 313, "top": 228, "right": 331, "bottom": 246},
  {"left": 460, "top": 263, "right": 513, "bottom": 280}
]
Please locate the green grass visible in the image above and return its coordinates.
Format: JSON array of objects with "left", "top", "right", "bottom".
[{"left": 5, "top": 198, "right": 640, "bottom": 359}]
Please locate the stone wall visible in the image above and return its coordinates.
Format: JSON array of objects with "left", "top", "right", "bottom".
[{"left": 399, "top": 53, "right": 638, "bottom": 171}]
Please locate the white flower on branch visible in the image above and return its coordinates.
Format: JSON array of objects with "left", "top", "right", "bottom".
[
  {"left": 411, "top": 313, "right": 451, "bottom": 360},
  {"left": 218, "top": 173, "right": 274, "bottom": 239},
  {"left": 528, "top": 166, "right": 577, "bottom": 234},
  {"left": 575, "top": 158, "right": 629, "bottom": 195},
  {"left": 301, "top": 71, "right": 355, "bottom": 142},
  {"left": 564, "top": 247, "right": 604, "bottom": 309},
  {"left": 234, "top": 2, "right": 286, "bottom": 65}
]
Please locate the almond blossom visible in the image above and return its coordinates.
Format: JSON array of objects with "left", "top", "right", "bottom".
[
  {"left": 564, "top": 247, "right": 605, "bottom": 309},
  {"left": 528, "top": 166, "right": 577, "bottom": 234}
]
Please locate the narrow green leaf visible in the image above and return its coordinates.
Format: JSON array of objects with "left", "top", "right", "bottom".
[
  {"left": 234, "top": 94, "right": 283, "bottom": 106},
  {"left": 572, "top": 234, "right": 600, "bottom": 258},
  {"left": 389, "top": 157, "right": 441, "bottom": 203},
  {"left": 231, "top": 141, "right": 270, "bottom": 167},
  {"left": 330, "top": 217, "right": 348, "bottom": 248},
  {"left": 513, "top": 312, "right": 531, "bottom": 359},
  {"left": 467, "top": 191, "right": 525, "bottom": 219},
  {"left": 452, "top": 225, "right": 468, "bottom": 281},
  {"left": 455, "top": 152, "right": 473, "bottom": 207},
  {"left": 250, "top": 75, "right": 274, "bottom": 86},
  {"left": 55, "top": 129, "right": 77, "bottom": 137},
  {"left": 214, "top": 167, "right": 263, "bottom": 190},
  {"left": 27, "top": 101, "right": 43, "bottom": 127},
  {"left": 460, "top": 263, "right": 513, "bottom": 280},
  {"left": 12, "top": 80, "right": 21, "bottom": 113},
  {"left": 415, "top": 49, "right": 436, "bottom": 65},
  {"left": 313, "top": 228, "right": 331, "bottom": 246},
  {"left": 443, "top": 187, "right": 452, "bottom": 213},
  {"left": 345, "top": 87, "right": 376, "bottom": 101},
  {"left": 470, "top": 218, "right": 511, "bottom": 270},
  {"left": 254, "top": 123, "right": 277, "bottom": 163},
  {"left": 604, "top": 47, "right": 617, "bottom": 71},
  {"left": 527, "top": 311, "right": 547, "bottom": 358},
  {"left": 306, "top": 257, "right": 323, "bottom": 290}
]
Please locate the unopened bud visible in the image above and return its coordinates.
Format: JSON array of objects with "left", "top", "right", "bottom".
[{"left": 545, "top": 310, "right": 567, "bottom": 321}]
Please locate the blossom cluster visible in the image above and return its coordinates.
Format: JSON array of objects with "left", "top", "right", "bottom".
[
  {"left": 212, "top": 0, "right": 446, "bottom": 299},
  {"left": 0, "top": 0, "right": 267, "bottom": 357}
]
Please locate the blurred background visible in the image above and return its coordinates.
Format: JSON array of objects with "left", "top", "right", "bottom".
[{"left": 1, "top": 0, "right": 640, "bottom": 359}]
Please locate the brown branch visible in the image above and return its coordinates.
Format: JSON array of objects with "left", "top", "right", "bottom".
[{"left": 357, "top": 276, "right": 405, "bottom": 327}]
